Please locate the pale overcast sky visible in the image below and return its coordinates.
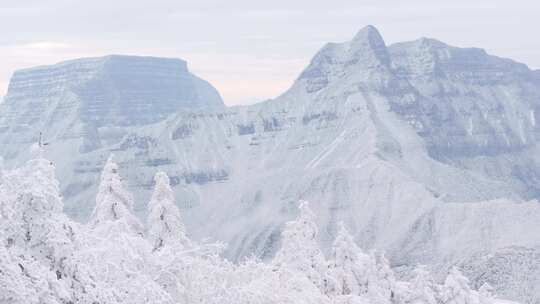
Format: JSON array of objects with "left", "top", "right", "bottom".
[{"left": 1, "top": 0, "right": 539, "bottom": 105}]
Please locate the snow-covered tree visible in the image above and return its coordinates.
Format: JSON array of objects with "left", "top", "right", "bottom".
[
  {"left": 327, "top": 225, "right": 398, "bottom": 304},
  {"left": 76, "top": 230, "right": 174, "bottom": 304},
  {"left": 442, "top": 267, "right": 479, "bottom": 304},
  {"left": 82, "top": 157, "right": 174, "bottom": 303},
  {"left": 478, "top": 283, "right": 495, "bottom": 304},
  {"left": 0, "top": 150, "right": 73, "bottom": 258},
  {"left": 273, "top": 201, "right": 328, "bottom": 290},
  {"left": 0, "top": 148, "right": 87, "bottom": 303},
  {"left": 364, "top": 253, "right": 398, "bottom": 304},
  {"left": 327, "top": 222, "right": 371, "bottom": 296},
  {"left": 219, "top": 257, "right": 329, "bottom": 304},
  {"left": 88, "top": 155, "right": 143, "bottom": 234},
  {"left": 146, "top": 171, "right": 197, "bottom": 301},
  {"left": 147, "top": 171, "right": 190, "bottom": 251},
  {"left": 407, "top": 265, "right": 439, "bottom": 304}
]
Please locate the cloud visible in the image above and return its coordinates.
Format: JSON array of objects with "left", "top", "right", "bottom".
[{"left": 23, "top": 42, "right": 71, "bottom": 50}]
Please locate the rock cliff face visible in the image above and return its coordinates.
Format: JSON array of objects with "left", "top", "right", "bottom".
[
  {"left": 387, "top": 38, "right": 540, "bottom": 199},
  {"left": 1, "top": 26, "right": 540, "bottom": 304},
  {"left": 389, "top": 38, "right": 539, "bottom": 157}
]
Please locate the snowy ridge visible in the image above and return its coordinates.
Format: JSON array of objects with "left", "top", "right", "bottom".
[{"left": 1, "top": 25, "right": 540, "bottom": 303}]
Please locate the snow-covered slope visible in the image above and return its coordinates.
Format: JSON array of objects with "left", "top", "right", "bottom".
[{"left": 1, "top": 26, "right": 539, "bottom": 303}]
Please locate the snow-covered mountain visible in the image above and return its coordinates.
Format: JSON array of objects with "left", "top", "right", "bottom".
[
  {"left": 0, "top": 54, "right": 223, "bottom": 155},
  {"left": 1, "top": 26, "right": 540, "bottom": 303}
]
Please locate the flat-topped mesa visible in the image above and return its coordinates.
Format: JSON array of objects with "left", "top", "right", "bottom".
[
  {"left": 296, "top": 25, "right": 391, "bottom": 93},
  {"left": 2, "top": 55, "right": 224, "bottom": 129}
]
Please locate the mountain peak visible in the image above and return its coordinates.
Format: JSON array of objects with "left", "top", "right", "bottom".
[
  {"left": 351, "top": 25, "right": 383, "bottom": 44},
  {"left": 295, "top": 25, "right": 391, "bottom": 92},
  {"left": 349, "top": 25, "right": 390, "bottom": 65}
]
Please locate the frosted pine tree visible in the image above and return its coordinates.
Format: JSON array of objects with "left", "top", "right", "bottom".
[
  {"left": 0, "top": 145, "right": 87, "bottom": 303},
  {"left": 80, "top": 160, "right": 171, "bottom": 303},
  {"left": 1, "top": 148, "right": 64, "bottom": 250},
  {"left": 272, "top": 201, "right": 327, "bottom": 290},
  {"left": 442, "top": 267, "right": 479, "bottom": 304},
  {"left": 147, "top": 171, "right": 190, "bottom": 251},
  {"left": 363, "top": 253, "right": 397, "bottom": 304},
  {"left": 478, "top": 283, "right": 495, "bottom": 304},
  {"left": 88, "top": 155, "right": 143, "bottom": 234},
  {"left": 407, "top": 265, "right": 438, "bottom": 304},
  {"left": 327, "top": 222, "right": 371, "bottom": 296}
]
